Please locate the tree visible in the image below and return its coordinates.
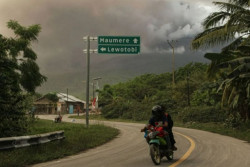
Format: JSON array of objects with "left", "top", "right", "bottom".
[
  {"left": 172, "top": 63, "right": 208, "bottom": 107},
  {"left": 191, "top": 0, "right": 250, "bottom": 121},
  {"left": 0, "top": 20, "right": 46, "bottom": 137},
  {"left": 192, "top": 0, "right": 249, "bottom": 50}
]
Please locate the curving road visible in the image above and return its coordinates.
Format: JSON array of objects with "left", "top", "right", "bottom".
[{"left": 33, "top": 115, "right": 250, "bottom": 167}]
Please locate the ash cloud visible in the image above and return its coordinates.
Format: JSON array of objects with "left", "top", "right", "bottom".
[{"left": 0, "top": 0, "right": 222, "bottom": 81}]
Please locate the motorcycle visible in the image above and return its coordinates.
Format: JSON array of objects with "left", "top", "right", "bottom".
[
  {"left": 142, "top": 125, "right": 174, "bottom": 165},
  {"left": 54, "top": 114, "right": 62, "bottom": 123}
]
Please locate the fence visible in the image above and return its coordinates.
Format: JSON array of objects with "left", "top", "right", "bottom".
[{"left": 0, "top": 131, "right": 65, "bottom": 150}]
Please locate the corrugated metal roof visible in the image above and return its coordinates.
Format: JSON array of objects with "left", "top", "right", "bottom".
[{"left": 57, "top": 93, "right": 85, "bottom": 104}]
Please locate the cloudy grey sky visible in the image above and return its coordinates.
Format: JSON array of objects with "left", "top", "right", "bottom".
[{"left": 0, "top": 0, "right": 225, "bottom": 95}]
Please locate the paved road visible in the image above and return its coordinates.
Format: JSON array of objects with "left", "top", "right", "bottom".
[{"left": 33, "top": 115, "right": 250, "bottom": 167}]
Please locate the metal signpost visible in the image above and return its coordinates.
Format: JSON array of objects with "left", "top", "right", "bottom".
[
  {"left": 83, "top": 36, "right": 97, "bottom": 128},
  {"left": 83, "top": 36, "right": 140, "bottom": 127}
]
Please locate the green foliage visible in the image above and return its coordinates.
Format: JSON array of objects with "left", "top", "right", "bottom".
[
  {"left": 0, "top": 20, "right": 46, "bottom": 137},
  {"left": 44, "top": 92, "right": 59, "bottom": 102},
  {"left": 0, "top": 20, "right": 47, "bottom": 92},
  {"left": 153, "top": 90, "right": 177, "bottom": 113},
  {"left": 0, "top": 54, "right": 27, "bottom": 137},
  {"left": 99, "top": 63, "right": 211, "bottom": 121},
  {"left": 192, "top": 0, "right": 249, "bottom": 49},
  {"left": 98, "top": 84, "right": 113, "bottom": 107},
  {"left": 100, "top": 98, "right": 152, "bottom": 121},
  {"left": 175, "top": 62, "right": 208, "bottom": 81},
  {"left": 191, "top": 81, "right": 222, "bottom": 106},
  {"left": 215, "top": 37, "right": 250, "bottom": 120},
  {"left": 20, "top": 59, "right": 47, "bottom": 92},
  {"left": 178, "top": 106, "right": 226, "bottom": 123},
  {"left": 175, "top": 119, "right": 250, "bottom": 142},
  {"left": 172, "top": 63, "right": 209, "bottom": 107},
  {"left": 192, "top": 0, "right": 249, "bottom": 121},
  {"left": 224, "top": 113, "right": 242, "bottom": 128}
]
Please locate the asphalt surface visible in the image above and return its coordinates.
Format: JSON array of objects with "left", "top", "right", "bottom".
[{"left": 33, "top": 115, "right": 250, "bottom": 167}]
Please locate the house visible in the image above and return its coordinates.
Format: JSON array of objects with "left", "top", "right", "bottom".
[{"left": 33, "top": 93, "right": 85, "bottom": 114}]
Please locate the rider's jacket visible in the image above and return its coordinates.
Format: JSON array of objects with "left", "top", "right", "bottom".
[{"left": 148, "top": 116, "right": 168, "bottom": 131}]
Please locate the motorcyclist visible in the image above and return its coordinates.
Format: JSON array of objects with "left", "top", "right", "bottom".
[{"left": 144, "top": 105, "right": 172, "bottom": 151}]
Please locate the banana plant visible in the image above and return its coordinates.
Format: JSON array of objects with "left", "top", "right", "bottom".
[{"left": 216, "top": 40, "right": 250, "bottom": 120}]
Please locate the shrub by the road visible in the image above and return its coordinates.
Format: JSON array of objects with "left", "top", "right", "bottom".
[{"left": 178, "top": 106, "right": 226, "bottom": 123}]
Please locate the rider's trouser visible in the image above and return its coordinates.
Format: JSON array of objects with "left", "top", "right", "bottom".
[
  {"left": 164, "top": 134, "right": 172, "bottom": 149},
  {"left": 167, "top": 128, "right": 176, "bottom": 146}
]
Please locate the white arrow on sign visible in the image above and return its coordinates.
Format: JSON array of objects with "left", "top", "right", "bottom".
[
  {"left": 133, "top": 38, "right": 138, "bottom": 44},
  {"left": 100, "top": 47, "right": 106, "bottom": 52}
]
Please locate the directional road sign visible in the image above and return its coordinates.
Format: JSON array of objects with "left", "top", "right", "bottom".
[
  {"left": 98, "top": 45, "right": 140, "bottom": 54},
  {"left": 98, "top": 36, "right": 140, "bottom": 54}
]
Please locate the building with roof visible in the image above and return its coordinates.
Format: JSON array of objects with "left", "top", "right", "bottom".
[{"left": 33, "top": 93, "right": 85, "bottom": 115}]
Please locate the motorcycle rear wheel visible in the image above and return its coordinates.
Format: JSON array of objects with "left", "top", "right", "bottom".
[{"left": 150, "top": 144, "right": 161, "bottom": 165}]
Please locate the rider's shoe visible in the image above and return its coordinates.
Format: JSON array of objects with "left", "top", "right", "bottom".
[{"left": 172, "top": 145, "right": 177, "bottom": 151}]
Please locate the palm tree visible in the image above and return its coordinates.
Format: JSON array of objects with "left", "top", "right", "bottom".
[
  {"left": 192, "top": 0, "right": 250, "bottom": 121},
  {"left": 192, "top": 0, "right": 249, "bottom": 50}
]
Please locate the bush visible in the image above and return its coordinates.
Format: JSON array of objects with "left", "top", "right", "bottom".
[
  {"left": 178, "top": 106, "right": 226, "bottom": 123},
  {"left": 101, "top": 98, "right": 153, "bottom": 121},
  {"left": 123, "top": 100, "right": 152, "bottom": 121},
  {"left": 44, "top": 93, "right": 59, "bottom": 102},
  {"left": 224, "top": 113, "right": 242, "bottom": 129}
]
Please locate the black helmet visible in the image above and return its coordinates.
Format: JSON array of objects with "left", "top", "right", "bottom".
[{"left": 152, "top": 105, "right": 163, "bottom": 118}]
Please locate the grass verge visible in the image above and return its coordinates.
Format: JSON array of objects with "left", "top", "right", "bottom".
[
  {"left": 174, "top": 120, "right": 250, "bottom": 143},
  {"left": 0, "top": 119, "right": 119, "bottom": 167}
]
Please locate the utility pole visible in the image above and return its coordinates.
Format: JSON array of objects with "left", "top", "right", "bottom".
[
  {"left": 83, "top": 36, "right": 97, "bottom": 128},
  {"left": 67, "top": 88, "right": 68, "bottom": 113},
  {"left": 187, "top": 72, "right": 190, "bottom": 106},
  {"left": 168, "top": 40, "right": 176, "bottom": 86},
  {"left": 85, "top": 36, "right": 90, "bottom": 127}
]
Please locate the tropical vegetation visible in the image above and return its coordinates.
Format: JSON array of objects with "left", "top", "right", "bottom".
[
  {"left": 192, "top": 0, "right": 250, "bottom": 121},
  {"left": 98, "top": 62, "right": 224, "bottom": 122},
  {"left": 0, "top": 20, "right": 46, "bottom": 137}
]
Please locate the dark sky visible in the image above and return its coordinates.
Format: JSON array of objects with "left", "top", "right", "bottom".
[{"left": 0, "top": 0, "right": 226, "bottom": 95}]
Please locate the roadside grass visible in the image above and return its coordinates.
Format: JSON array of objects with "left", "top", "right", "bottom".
[
  {"left": 70, "top": 114, "right": 250, "bottom": 142},
  {"left": 0, "top": 119, "right": 119, "bottom": 167},
  {"left": 174, "top": 120, "right": 250, "bottom": 143}
]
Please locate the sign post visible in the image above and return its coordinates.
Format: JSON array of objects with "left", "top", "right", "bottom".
[
  {"left": 83, "top": 35, "right": 140, "bottom": 127},
  {"left": 85, "top": 36, "right": 90, "bottom": 127},
  {"left": 83, "top": 36, "right": 97, "bottom": 128}
]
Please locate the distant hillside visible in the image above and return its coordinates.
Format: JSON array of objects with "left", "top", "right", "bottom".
[{"left": 37, "top": 53, "right": 208, "bottom": 99}]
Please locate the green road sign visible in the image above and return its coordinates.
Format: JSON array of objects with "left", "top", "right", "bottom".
[
  {"left": 98, "top": 45, "right": 140, "bottom": 54},
  {"left": 98, "top": 36, "right": 140, "bottom": 54},
  {"left": 98, "top": 36, "right": 140, "bottom": 45}
]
